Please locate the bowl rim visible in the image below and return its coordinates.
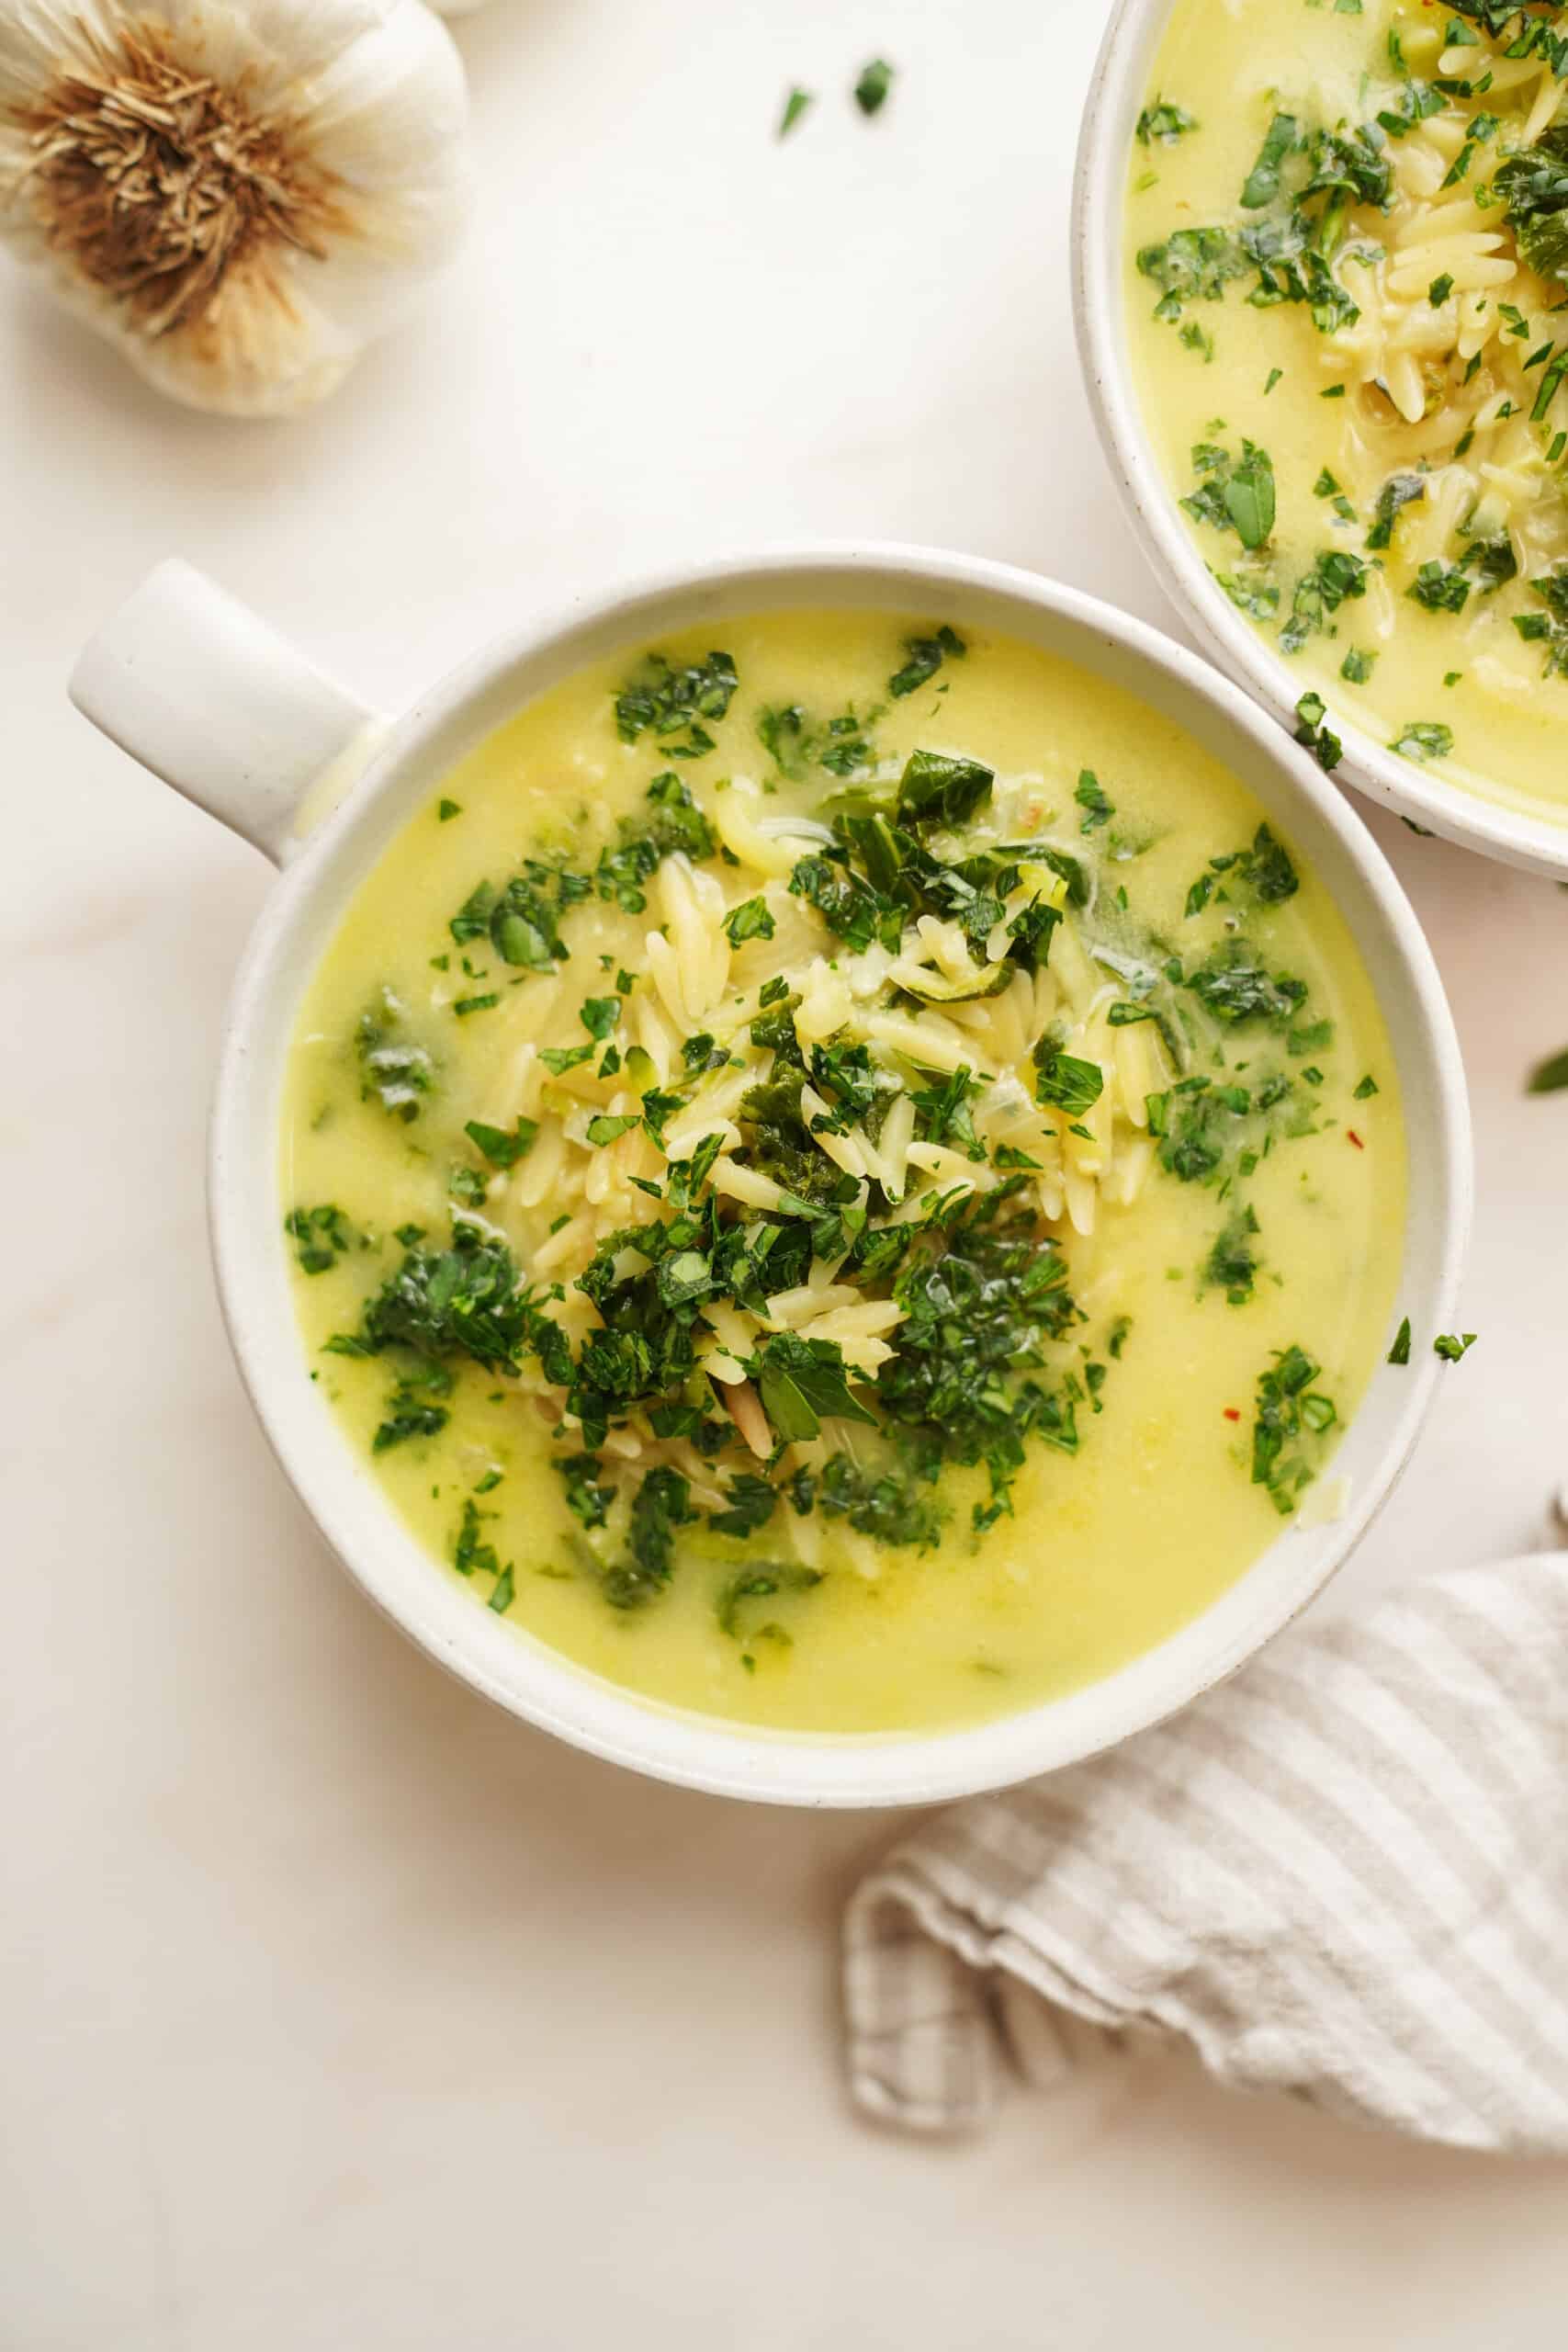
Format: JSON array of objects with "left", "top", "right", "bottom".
[
  {"left": 209, "top": 538, "right": 1472, "bottom": 1808},
  {"left": 1071, "top": 0, "right": 1568, "bottom": 883}
]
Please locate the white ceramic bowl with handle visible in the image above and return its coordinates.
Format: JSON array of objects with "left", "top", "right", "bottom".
[
  {"left": 1073, "top": 0, "right": 1568, "bottom": 882},
  {"left": 70, "top": 545, "right": 1471, "bottom": 1807}
]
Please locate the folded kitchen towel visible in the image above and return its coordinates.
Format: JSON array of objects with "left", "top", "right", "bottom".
[{"left": 843, "top": 1555, "right": 1568, "bottom": 2154}]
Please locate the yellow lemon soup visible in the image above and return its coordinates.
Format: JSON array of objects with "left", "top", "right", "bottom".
[
  {"left": 280, "top": 609, "right": 1404, "bottom": 1734},
  {"left": 1127, "top": 0, "right": 1568, "bottom": 831}
]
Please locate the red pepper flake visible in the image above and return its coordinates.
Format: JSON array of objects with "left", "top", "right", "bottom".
[
  {"left": 1223, "top": 1407, "right": 1241, "bottom": 1422},
  {"left": 1347, "top": 1128, "right": 1364, "bottom": 1148}
]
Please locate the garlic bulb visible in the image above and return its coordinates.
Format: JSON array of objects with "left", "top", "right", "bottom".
[{"left": 0, "top": 0, "right": 474, "bottom": 416}]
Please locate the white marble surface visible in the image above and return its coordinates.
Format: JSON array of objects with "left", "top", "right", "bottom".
[{"left": 6, "top": 2, "right": 1568, "bottom": 2344}]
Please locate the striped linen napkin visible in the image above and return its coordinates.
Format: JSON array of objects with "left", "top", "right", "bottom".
[{"left": 844, "top": 1555, "right": 1568, "bottom": 2154}]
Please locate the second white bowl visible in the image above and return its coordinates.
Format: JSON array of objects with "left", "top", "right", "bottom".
[{"left": 1072, "top": 0, "right": 1568, "bottom": 882}]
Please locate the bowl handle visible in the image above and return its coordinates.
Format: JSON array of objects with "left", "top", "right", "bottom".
[{"left": 69, "top": 559, "right": 388, "bottom": 867}]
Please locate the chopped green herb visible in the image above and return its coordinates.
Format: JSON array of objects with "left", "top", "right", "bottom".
[
  {"left": 540, "top": 1042, "right": 594, "bottom": 1075},
  {"left": 1033, "top": 1045, "right": 1105, "bottom": 1117},
  {"left": 1387, "top": 1317, "right": 1412, "bottom": 1366},
  {"left": 1366, "top": 471, "right": 1426, "bottom": 552},
  {"left": 1406, "top": 561, "right": 1471, "bottom": 616},
  {"left": 1528, "top": 1046, "right": 1568, "bottom": 1093},
  {"left": 778, "top": 85, "right": 812, "bottom": 140},
  {"left": 897, "top": 746, "right": 995, "bottom": 830},
  {"left": 1389, "top": 721, "right": 1453, "bottom": 764},
  {"left": 1074, "top": 769, "right": 1114, "bottom": 833},
  {"left": 1137, "top": 98, "right": 1199, "bottom": 146},
  {"left": 723, "top": 895, "right": 777, "bottom": 945},
  {"left": 1204, "top": 1205, "right": 1261, "bottom": 1305},
  {"left": 285, "top": 1203, "right": 354, "bottom": 1275},
  {"left": 1240, "top": 111, "right": 1299, "bottom": 211},
  {"left": 853, "top": 58, "right": 894, "bottom": 116},
  {"left": 585, "top": 1114, "right": 640, "bottom": 1148},
  {"left": 1433, "top": 1331, "right": 1477, "bottom": 1363},
  {"left": 1293, "top": 691, "right": 1342, "bottom": 773},
  {"left": 615, "top": 650, "right": 738, "bottom": 759},
  {"left": 1250, "top": 1342, "right": 1337, "bottom": 1515},
  {"left": 579, "top": 996, "right": 620, "bottom": 1040},
  {"left": 757, "top": 1333, "right": 877, "bottom": 1444},
  {"left": 373, "top": 1359, "right": 454, "bottom": 1453},
  {"left": 356, "top": 989, "right": 434, "bottom": 1122},
  {"left": 464, "top": 1115, "right": 538, "bottom": 1170},
  {"left": 888, "top": 624, "right": 965, "bottom": 698}
]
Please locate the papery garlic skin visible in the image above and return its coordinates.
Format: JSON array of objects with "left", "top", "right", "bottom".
[{"left": 0, "top": 0, "right": 475, "bottom": 416}]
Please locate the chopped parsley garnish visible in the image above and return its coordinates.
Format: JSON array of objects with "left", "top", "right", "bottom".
[
  {"left": 1137, "top": 98, "right": 1199, "bottom": 147},
  {"left": 615, "top": 650, "right": 738, "bottom": 759},
  {"left": 605, "top": 1468, "right": 697, "bottom": 1610},
  {"left": 1528, "top": 1046, "right": 1568, "bottom": 1094},
  {"left": 1292, "top": 692, "right": 1342, "bottom": 773},
  {"left": 723, "top": 895, "right": 776, "bottom": 945},
  {"left": 372, "top": 1361, "right": 453, "bottom": 1453},
  {"left": 1033, "top": 1045, "right": 1105, "bottom": 1117},
  {"left": 579, "top": 996, "right": 619, "bottom": 1040},
  {"left": 595, "top": 772, "right": 716, "bottom": 910},
  {"left": 558, "top": 1452, "right": 614, "bottom": 1531},
  {"left": 356, "top": 989, "right": 434, "bottom": 1122},
  {"left": 716, "top": 1565, "right": 823, "bottom": 1641},
  {"left": 897, "top": 746, "right": 995, "bottom": 830},
  {"left": 1074, "top": 769, "right": 1114, "bottom": 833},
  {"left": 1366, "top": 471, "right": 1427, "bottom": 553},
  {"left": 1183, "top": 943, "right": 1307, "bottom": 1026},
  {"left": 326, "top": 1225, "right": 569, "bottom": 1385},
  {"left": 1387, "top": 1317, "right": 1412, "bottom": 1366},
  {"left": 437, "top": 797, "right": 461, "bottom": 821},
  {"left": 1433, "top": 1331, "right": 1477, "bottom": 1363},
  {"left": 464, "top": 1115, "right": 539, "bottom": 1170},
  {"left": 1250, "top": 1343, "right": 1337, "bottom": 1515},
  {"left": 853, "top": 58, "right": 895, "bottom": 117},
  {"left": 1389, "top": 721, "right": 1453, "bottom": 764},
  {"left": 1240, "top": 111, "right": 1299, "bottom": 211},
  {"left": 1138, "top": 225, "right": 1250, "bottom": 320},
  {"left": 451, "top": 856, "right": 584, "bottom": 972},
  {"left": 757, "top": 1334, "right": 877, "bottom": 1444},
  {"left": 778, "top": 85, "right": 812, "bottom": 140},
  {"left": 1512, "top": 564, "right": 1568, "bottom": 678},
  {"left": 1280, "top": 549, "right": 1367, "bottom": 653},
  {"left": 1185, "top": 823, "right": 1301, "bottom": 916},
  {"left": 1406, "top": 561, "right": 1471, "bottom": 616},
  {"left": 1204, "top": 1206, "right": 1261, "bottom": 1305},
  {"left": 453, "top": 1498, "right": 500, "bottom": 1579},
  {"left": 1181, "top": 437, "right": 1275, "bottom": 548},
  {"left": 1497, "top": 125, "right": 1568, "bottom": 287},
  {"left": 285, "top": 1203, "right": 355, "bottom": 1275},
  {"left": 540, "top": 1042, "right": 594, "bottom": 1075},
  {"left": 888, "top": 624, "right": 965, "bottom": 698}
]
